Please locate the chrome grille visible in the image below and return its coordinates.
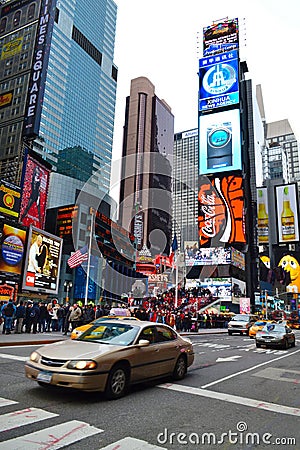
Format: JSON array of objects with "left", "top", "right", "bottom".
[{"left": 41, "top": 356, "right": 68, "bottom": 367}]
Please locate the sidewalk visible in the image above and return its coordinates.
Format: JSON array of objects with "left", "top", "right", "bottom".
[{"left": 0, "top": 328, "right": 228, "bottom": 347}]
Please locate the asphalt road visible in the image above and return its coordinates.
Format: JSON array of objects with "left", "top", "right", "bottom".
[{"left": 0, "top": 333, "right": 299, "bottom": 450}]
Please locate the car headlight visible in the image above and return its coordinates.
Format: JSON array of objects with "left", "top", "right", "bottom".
[
  {"left": 30, "top": 351, "right": 40, "bottom": 363},
  {"left": 67, "top": 360, "right": 97, "bottom": 370}
]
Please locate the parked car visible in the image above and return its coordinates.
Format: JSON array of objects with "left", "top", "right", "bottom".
[
  {"left": 227, "top": 314, "right": 259, "bottom": 335},
  {"left": 256, "top": 323, "right": 296, "bottom": 349},
  {"left": 25, "top": 319, "right": 194, "bottom": 399}
]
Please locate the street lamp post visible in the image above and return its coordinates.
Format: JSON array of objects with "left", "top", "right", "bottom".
[{"left": 64, "top": 281, "right": 73, "bottom": 304}]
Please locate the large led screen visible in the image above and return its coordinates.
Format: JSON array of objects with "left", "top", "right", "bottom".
[
  {"left": 185, "top": 243, "right": 231, "bottom": 267},
  {"left": 19, "top": 152, "right": 50, "bottom": 230},
  {"left": 275, "top": 184, "right": 299, "bottom": 243},
  {"left": 199, "top": 109, "right": 242, "bottom": 175},
  {"left": 203, "top": 18, "right": 239, "bottom": 57},
  {"left": 22, "top": 226, "right": 62, "bottom": 294},
  {"left": 198, "top": 175, "right": 246, "bottom": 247},
  {"left": 199, "top": 50, "right": 239, "bottom": 112}
]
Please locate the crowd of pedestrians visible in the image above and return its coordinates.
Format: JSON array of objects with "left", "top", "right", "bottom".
[{"left": 0, "top": 288, "right": 232, "bottom": 336}]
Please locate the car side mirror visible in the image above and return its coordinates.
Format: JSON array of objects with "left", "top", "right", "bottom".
[{"left": 138, "top": 339, "right": 150, "bottom": 347}]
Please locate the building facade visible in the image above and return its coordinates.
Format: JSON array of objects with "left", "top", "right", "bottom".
[
  {"left": 0, "top": 0, "right": 117, "bottom": 194},
  {"left": 119, "top": 77, "right": 174, "bottom": 257}
]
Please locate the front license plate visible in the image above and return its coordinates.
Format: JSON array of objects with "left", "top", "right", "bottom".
[{"left": 37, "top": 371, "right": 52, "bottom": 383}]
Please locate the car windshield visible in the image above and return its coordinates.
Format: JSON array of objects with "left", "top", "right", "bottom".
[
  {"left": 263, "top": 324, "right": 286, "bottom": 333},
  {"left": 254, "top": 321, "right": 267, "bottom": 326},
  {"left": 231, "top": 315, "right": 250, "bottom": 322},
  {"left": 77, "top": 322, "right": 139, "bottom": 345}
]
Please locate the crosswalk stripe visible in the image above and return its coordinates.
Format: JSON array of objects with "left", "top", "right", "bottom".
[
  {"left": 0, "top": 398, "right": 17, "bottom": 408},
  {"left": 0, "top": 420, "right": 103, "bottom": 449},
  {"left": 99, "top": 437, "right": 167, "bottom": 449},
  {"left": 0, "top": 407, "right": 58, "bottom": 432}
]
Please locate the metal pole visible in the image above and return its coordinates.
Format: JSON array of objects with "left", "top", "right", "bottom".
[{"left": 84, "top": 208, "right": 94, "bottom": 306}]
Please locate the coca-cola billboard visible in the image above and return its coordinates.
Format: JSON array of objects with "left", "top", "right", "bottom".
[{"left": 198, "top": 175, "right": 246, "bottom": 247}]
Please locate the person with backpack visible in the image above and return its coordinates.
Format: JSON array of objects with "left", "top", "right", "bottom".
[{"left": 1, "top": 300, "right": 16, "bottom": 334}]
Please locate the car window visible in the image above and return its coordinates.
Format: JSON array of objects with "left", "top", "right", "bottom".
[
  {"left": 139, "top": 326, "right": 155, "bottom": 344},
  {"left": 155, "top": 325, "right": 176, "bottom": 342}
]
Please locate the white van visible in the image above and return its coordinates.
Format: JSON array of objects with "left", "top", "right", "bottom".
[{"left": 227, "top": 314, "right": 259, "bottom": 336}]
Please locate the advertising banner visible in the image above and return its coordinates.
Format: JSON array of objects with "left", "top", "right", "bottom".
[
  {"left": 239, "top": 297, "right": 251, "bottom": 313},
  {"left": 198, "top": 175, "right": 246, "bottom": 247},
  {"left": 0, "top": 179, "right": 21, "bottom": 218},
  {"left": 22, "top": 226, "right": 62, "bottom": 294},
  {"left": 74, "top": 256, "right": 98, "bottom": 301},
  {"left": 1, "top": 37, "right": 23, "bottom": 60},
  {"left": 199, "top": 109, "right": 242, "bottom": 175},
  {"left": 185, "top": 243, "right": 231, "bottom": 267},
  {"left": 199, "top": 277, "right": 232, "bottom": 301},
  {"left": 257, "top": 187, "right": 269, "bottom": 244},
  {"left": 275, "top": 184, "right": 299, "bottom": 243},
  {"left": 199, "top": 50, "right": 239, "bottom": 112},
  {"left": 0, "top": 90, "right": 13, "bottom": 109},
  {"left": 203, "top": 18, "right": 239, "bottom": 57},
  {"left": 19, "top": 151, "right": 50, "bottom": 229},
  {"left": 0, "top": 223, "right": 26, "bottom": 275},
  {"left": 274, "top": 248, "right": 300, "bottom": 294}
]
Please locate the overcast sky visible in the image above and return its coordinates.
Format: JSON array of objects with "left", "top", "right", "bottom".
[{"left": 111, "top": 0, "right": 300, "bottom": 190}]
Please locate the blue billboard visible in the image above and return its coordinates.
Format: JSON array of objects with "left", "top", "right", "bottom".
[
  {"left": 199, "top": 50, "right": 239, "bottom": 112},
  {"left": 199, "top": 109, "right": 242, "bottom": 175}
]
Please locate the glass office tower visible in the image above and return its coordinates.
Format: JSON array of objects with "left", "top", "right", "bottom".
[{"left": 0, "top": 0, "right": 117, "bottom": 193}]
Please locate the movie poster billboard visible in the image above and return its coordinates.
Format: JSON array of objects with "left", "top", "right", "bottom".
[
  {"left": 203, "top": 18, "right": 239, "bottom": 57},
  {"left": 198, "top": 175, "right": 246, "bottom": 247},
  {"left": 275, "top": 184, "right": 299, "bottom": 243},
  {"left": 199, "top": 109, "right": 242, "bottom": 175},
  {"left": 0, "top": 179, "right": 21, "bottom": 219},
  {"left": 199, "top": 50, "right": 239, "bottom": 112},
  {"left": 22, "top": 226, "right": 62, "bottom": 294},
  {"left": 19, "top": 151, "right": 50, "bottom": 229}
]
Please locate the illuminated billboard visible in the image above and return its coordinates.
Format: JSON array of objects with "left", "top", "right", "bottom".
[
  {"left": 0, "top": 91, "right": 13, "bottom": 109},
  {"left": 0, "top": 179, "right": 21, "bottom": 219},
  {"left": 199, "top": 109, "right": 242, "bottom": 175},
  {"left": 275, "top": 184, "right": 299, "bottom": 243},
  {"left": 198, "top": 175, "right": 246, "bottom": 247},
  {"left": 257, "top": 187, "right": 269, "bottom": 244},
  {"left": 22, "top": 226, "right": 63, "bottom": 294},
  {"left": 185, "top": 243, "right": 231, "bottom": 266},
  {"left": 203, "top": 18, "right": 239, "bottom": 57},
  {"left": 22, "top": 0, "right": 57, "bottom": 138},
  {"left": 0, "top": 223, "right": 26, "bottom": 276},
  {"left": 199, "top": 50, "right": 239, "bottom": 112},
  {"left": 19, "top": 151, "right": 50, "bottom": 230}
]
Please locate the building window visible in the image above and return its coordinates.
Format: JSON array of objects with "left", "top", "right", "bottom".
[
  {"left": 0, "top": 18, "right": 7, "bottom": 33},
  {"left": 27, "top": 3, "right": 36, "bottom": 20},
  {"left": 13, "top": 11, "right": 21, "bottom": 27}
]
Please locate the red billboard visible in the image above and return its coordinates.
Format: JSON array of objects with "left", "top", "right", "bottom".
[
  {"left": 19, "top": 152, "right": 50, "bottom": 229},
  {"left": 198, "top": 175, "right": 246, "bottom": 247}
]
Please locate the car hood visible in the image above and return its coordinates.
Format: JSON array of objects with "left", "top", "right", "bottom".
[
  {"left": 36, "top": 339, "right": 124, "bottom": 360},
  {"left": 256, "top": 330, "right": 284, "bottom": 337}
]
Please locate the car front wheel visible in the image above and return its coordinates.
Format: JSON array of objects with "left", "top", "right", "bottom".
[
  {"left": 173, "top": 355, "right": 187, "bottom": 381},
  {"left": 105, "top": 364, "right": 129, "bottom": 400}
]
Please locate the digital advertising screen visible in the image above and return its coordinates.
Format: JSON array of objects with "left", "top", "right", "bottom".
[
  {"left": 0, "top": 179, "right": 21, "bottom": 219},
  {"left": 199, "top": 277, "right": 232, "bottom": 301},
  {"left": 185, "top": 243, "right": 231, "bottom": 267},
  {"left": 203, "top": 18, "right": 239, "bottom": 57},
  {"left": 199, "top": 50, "right": 239, "bottom": 112},
  {"left": 22, "top": 226, "right": 62, "bottom": 294},
  {"left": 0, "top": 223, "right": 26, "bottom": 276},
  {"left": 19, "top": 151, "right": 50, "bottom": 230},
  {"left": 199, "top": 109, "right": 242, "bottom": 175},
  {"left": 257, "top": 187, "right": 269, "bottom": 244},
  {"left": 275, "top": 183, "right": 299, "bottom": 244},
  {"left": 198, "top": 175, "right": 246, "bottom": 247}
]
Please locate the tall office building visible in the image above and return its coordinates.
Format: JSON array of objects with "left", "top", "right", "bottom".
[
  {"left": 0, "top": 0, "right": 117, "bottom": 194},
  {"left": 119, "top": 77, "right": 174, "bottom": 257},
  {"left": 173, "top": 129, "right": 198, "bottom": 248}
]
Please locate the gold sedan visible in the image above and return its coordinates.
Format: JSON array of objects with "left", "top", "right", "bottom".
[{"left": 25, "top": 319, "right": 194, "bottom": 399}]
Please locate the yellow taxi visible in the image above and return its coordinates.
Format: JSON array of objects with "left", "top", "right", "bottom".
[
  {"left": 71, "top": 315, "right": 139, "bottom": 339},
  {"left": 249, "top": 320, "right": 275, "bottom": 338}
]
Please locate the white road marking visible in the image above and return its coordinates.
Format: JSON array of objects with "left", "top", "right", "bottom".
[
  {"left": 0, "top": 408, "right": 58, "bottom": 432},
  {"left": 0, "top": 398, "right": 17, "bottom": 408},
  {"left": 201, "top": 348, "right": 300, "bottom": 388},
  {"left": 158, "top": 383, "right": 300, "bottom": 417},
  {"left": 216, "top": 356, "right": 242, "bottom": 362},
  {"left": 99, "top": 437, "right": 167, "bottom": 449},
  {"left": 0, "top": 420, "right": 103, "bottom": 450},
  {"left": 0, "top": 353, "right": 27, "bottom": 362}
]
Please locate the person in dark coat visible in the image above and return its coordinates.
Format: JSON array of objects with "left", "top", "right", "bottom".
[
  {"left": 15, "top": 301, "right": 26, "bottom": 334},
  {"left": 30, "top": 302, "right": 40, "bottom": 334}
]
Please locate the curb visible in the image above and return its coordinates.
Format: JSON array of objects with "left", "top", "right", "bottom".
[{"left": 0, "top": 339, "right": 63, "bottom": 347}]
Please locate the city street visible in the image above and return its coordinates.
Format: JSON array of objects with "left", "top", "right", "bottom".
[{"left": 0, "top": 332, "right": 299, "bottom": 449}]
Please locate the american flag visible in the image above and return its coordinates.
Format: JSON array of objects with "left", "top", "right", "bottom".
[{"left": 67, "top": 245, "right": 88, "bottom": 268}]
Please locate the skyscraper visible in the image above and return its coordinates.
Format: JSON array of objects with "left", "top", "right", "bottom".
[
  {"left": 0, "top": 0, "right": 117, "bottom": 194},
  {"left": 119, "top": 77, "right": 174, "bottom": 257}
]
